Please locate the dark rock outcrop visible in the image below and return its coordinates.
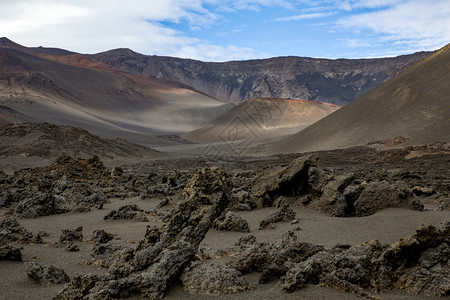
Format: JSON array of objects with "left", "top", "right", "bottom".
[
  {"left": 0, "top": 217, "right": 43, "bottom": 244},
  {"left": 57, "top": 166, "right": 231, "bottom": 299},
  {"left": 222, "top": 231, "right": 323, "bottom": 284},
  {"left": 258, "top": 204, "right": 296, "bottom": 229},
  {"left": 25, "top": 261, "right": 70, "bottom": 284},
  {"left": 281, "top": 222, "right": 450, "bottom": 297},
  {"left": 1, "top": 156, "right": 110, "bottom": 218},
  {"left": 103, "top": 204, "right": 148, "bottom": 222},
  {"left": 91, "top": 229, "right": 114, "bottom": 244},
  {"left": 58, "top": 226, "right": 83, "bottom": 252},
  {"left": 181, "top": 262, "right": 250, "bottom": 295},
  {"left": 249, "top": 154, "right": 423, "bottom": 217},
  {"left": 0, "top": 240, "right": 22, "bottom": 260},
  {"left": 214, "top": 211, "right": 250, "bottom": 232}
]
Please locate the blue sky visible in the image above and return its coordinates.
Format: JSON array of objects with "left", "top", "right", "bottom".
[{"left": 1, "top": 0, "right": 449, "bottom": 61}]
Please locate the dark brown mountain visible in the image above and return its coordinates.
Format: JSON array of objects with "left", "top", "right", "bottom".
[
  {"left": 270, "top": 43, "right": 450, "bottom": 154},
  {"left": 91, "top": 48, "right": 432, "bottom": 105},
  {"left": 0, "top": 38, "right": 231, "bottom": 146}
]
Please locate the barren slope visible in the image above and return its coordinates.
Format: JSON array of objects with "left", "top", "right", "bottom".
[
  {"left": 182, "top": 97, "right": 340, "bottom": 143},
  {"left": 0, "top": 122, "right": 161, "bottom": 162},
  {"left": 0, "top": 39, "right": 231, "bottom": 146},
  {"left": 271, "top": 44, "right": 450, "bottom": 154}
]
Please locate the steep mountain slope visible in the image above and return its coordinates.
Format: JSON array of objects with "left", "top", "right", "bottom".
[
  {"left": 271, "top": 44, "right": 450, "bottom": 154},
  {"left": 0, "top": 105, "right": 34, "bottom": 124},
  {"left": 91, "top": 49, "right": 431, "bottom": 105},
  {"left": 0, "top": 39, "right": 232, "bottom": 146},
  {"left": 182, "top": 97, "right": 340, "bottom": 142}
]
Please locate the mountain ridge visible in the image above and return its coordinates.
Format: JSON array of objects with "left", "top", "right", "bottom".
[{"left": 91, "top": 47, "right": 432, "bottom": 105}]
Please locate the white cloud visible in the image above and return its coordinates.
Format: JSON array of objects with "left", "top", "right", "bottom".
[
  {"left": 275, "top": 12, "right": 333, "bottom": 21},
  {"left": 0, "top": 0, "right": 447, "bottom": 60},
  {"left": 0, "top": 0, "right": 263, "bottom": 61},
  {"left": 337, "top": 0, "right": 450, "bottom": 53}
]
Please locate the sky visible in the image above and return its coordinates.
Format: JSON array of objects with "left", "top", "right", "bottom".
[{"left": 1, "top": 0, "right": 449, "bottom": 62}]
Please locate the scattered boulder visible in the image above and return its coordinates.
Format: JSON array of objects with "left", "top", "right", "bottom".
[
  {"left": 181, "top": 262, "right": 250, "bottom": 295},
  {"left": 354, "top": 180, "right": 423, "bottom": 216},
  {"left": 60, "top": 227, "right": 83, "bottom": 242},
  {"left": 25, "top": 261, "right": 70, "bottom": 284},
  {"left": 214, "top": 211, "right": 250, "bottom": 232},
  {"left": 250, "top": 155, "right": 317, "bottom": 208},
  {"left": 222, "top": 231, "right": 323, "bottom": 284},
  {"left": 0, "top": 239, "right": 22, "bottom": 260},
  {"left": 0, "top": 217, "right": 43, "bottom": 244},
  {"left": 103, "top": 204, "right": 148, "bottom": 222},
  {"left": 311, "top": 173, "right": 357, "bottom": 217},
  {"left": 248, "top": 154, "right": 424, "bottom": 217},
  {"left": 259, "top": 230, "right": 324, "bottom": 284},
  {"left": 259, "top": 204, "right": 296, "bottom": 229},
  {"left": 1, "top": 156, "right": 111, "bottom": 218},
  {"left": 91, "top": 229, "right": 113, "bottom": 244},
  {"left": 57, "top": 166, "right": 231, "bottom": 299},
  {"left": 58, "top": 226, "right": 83, "bottom": 252},
  {"left": 156, "top": 198, "right": 173, "bottom": 208},
  {"left": 225, "top": 235, "right": 272, "bottom": 274},
  {"left": 90, "top": 242, "right": 128, "bottom": 268},
  {"left": 281, "top": 222, "right": 450, "bottom": 297}
]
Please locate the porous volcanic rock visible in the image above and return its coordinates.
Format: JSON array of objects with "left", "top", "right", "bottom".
[
  {"left": 222, "top": 231, "right": 323, "bottom": 284},
  {"left": 0, "top": 239, "right": 22, "bottom": 260},
  {"left": 91, "top": 229, "right": 114, "bottom": 244},
  {"left": 56, "top": 166, "right": 231, "bottom": 299},
  {"left": 25, "top": 261, "right": 70, "bottom": 284},
  {"left": 249, "top": 154, "right": 424, "bottom": 217},
  {"left": 214, "top": 211, "right": 250, "bottom": 232},
  {"left": 250, "top": 155, "right": 318, "bottom": 208},
  {"left": 1, "top": 156, "right": 110, "bottom": 218},
  {"left": 103, "top": 204, "right": 148, "bottom": 222},
  {"left": 258, "top": 204, "right": 296, "bottom": 229},
  {"left": 0, "top": 217, "right": 43, "bottom": 244},
  {"left": 181, "top": 262, "right": 250, "bottom": 295},
  {"left": 281, "top": 222, "right": 450, "bottom": 297}
]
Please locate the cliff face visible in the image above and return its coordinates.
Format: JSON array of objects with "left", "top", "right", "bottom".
[{"left": 91, "top": 50, "right": 431, "bottom": 105}]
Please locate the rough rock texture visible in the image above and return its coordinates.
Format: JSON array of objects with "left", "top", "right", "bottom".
[
  {"left": 0, "top": 217, "right": 43, "bottom": 244},
  {"left": 56, "top": 226, "right": 83, "bottom": 252},
  {"left": 259, "top": 204, "right": 296, "bottom": 229},
  {"left": 249, "top": 154, "right": 423, "bottom": 217},
  {"left": 0, "top": 156, "right": 110, "bottom": 218},
  {"left": 90, "top": 242, "right": 128, "bottom": 268},
  {"left": 250, "top": 155, "right": 317, "bottom": 208},
  {"left": 60, "top": 227, "right": 83, "bottom": 243},
  {"left": 91, "top": 229, "right": 114, "bottom": 244},
  {"left": 25, "top": 261, "right": 70, "bottom": 284},
  {"left": 260, "top": 231, "right": 324, "bottom": 284},
  {"left": 214, "top": 211, "right": 250, "bottom": 232},
  {"left": 353, "top": 180, "right": 423, "bottom": 216},
  {"left": 56, "top": 166, "right": 231, "bottom": 299},
  {"left": 222, "top": 231, "right": 323, "bottom": 284},
  {"left": 103, "top": 204, "right": 149, "bottom": 222},
  {"left": 226, "top": 235, "right": 272, "bottom": 274},
  {"left": 0, "top": 240, "right": 22, "bottom": 260},
  {"left": 181, "top": 262, "right": 250, "bottom": 295},
  {"left": 91, "top": 49, "right": 431, "bottom": 105},
  {"left": 281, "top": 222, "right": 450, "bottom": 297}
]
